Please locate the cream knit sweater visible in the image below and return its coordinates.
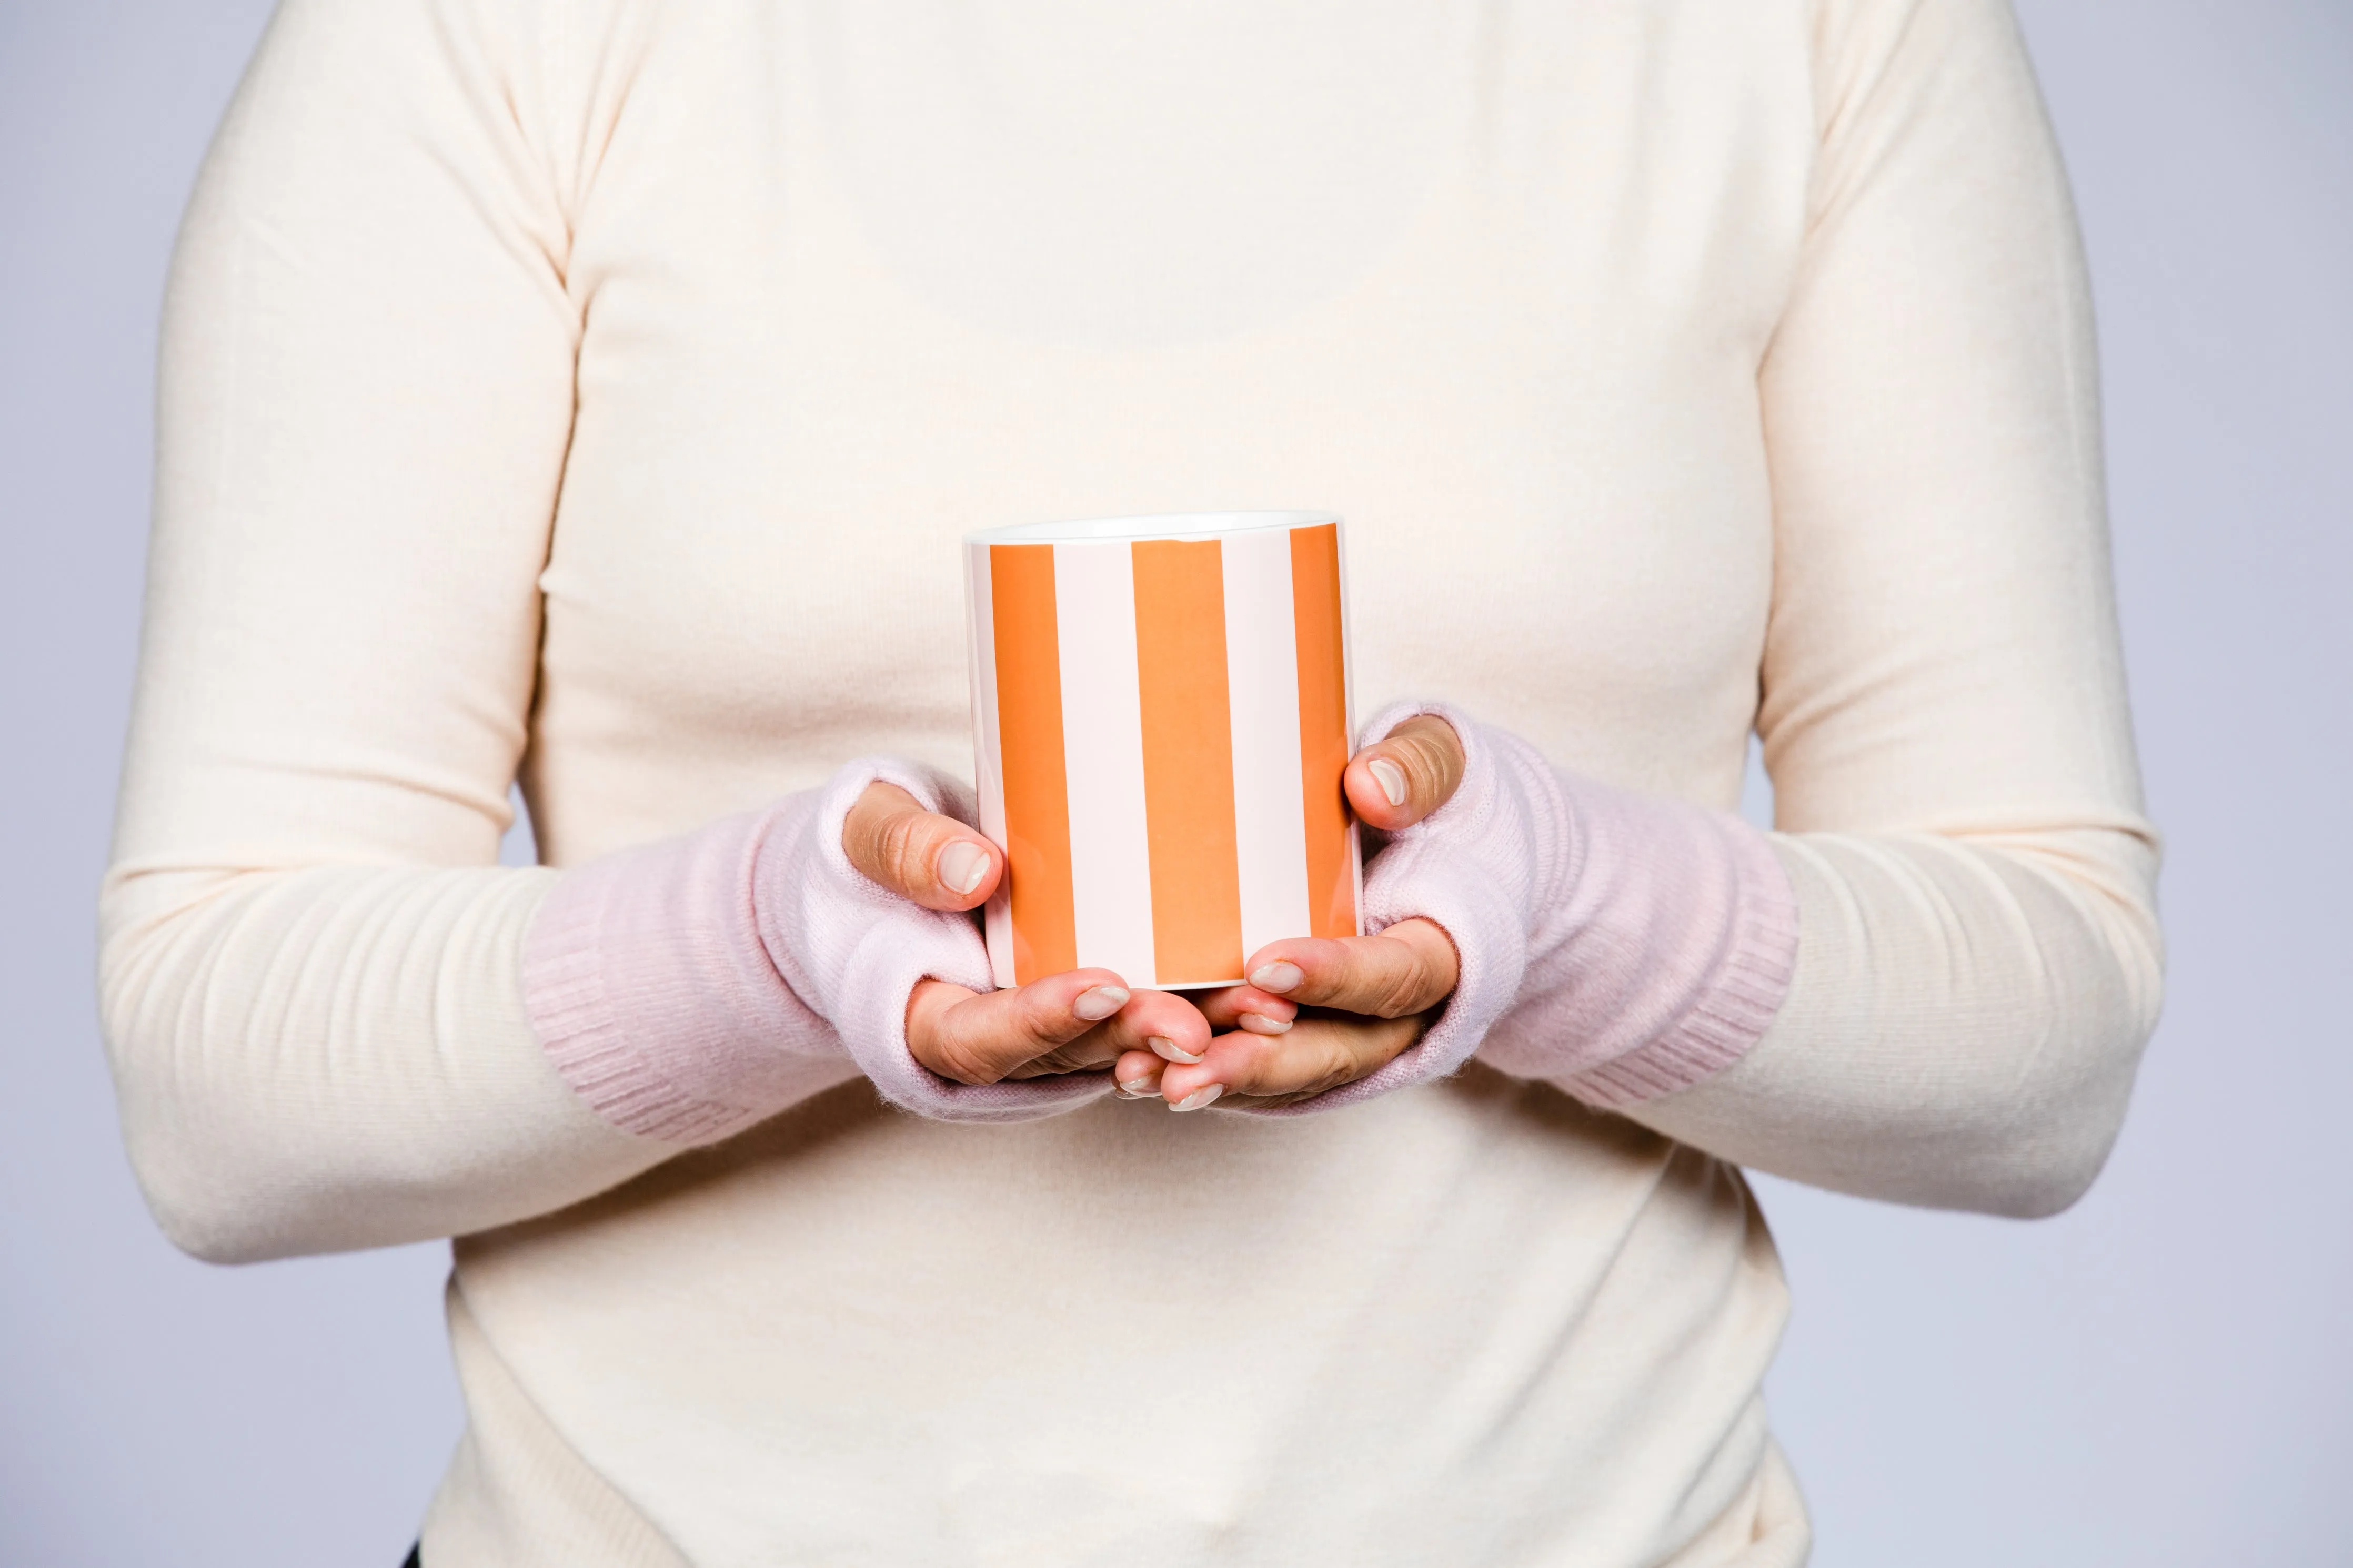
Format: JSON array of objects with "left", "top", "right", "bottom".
[{"left": 101, "top": 0, "right": 2162, "bottom": 1562}]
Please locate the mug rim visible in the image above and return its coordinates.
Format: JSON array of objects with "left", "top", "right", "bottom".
[{"left": 967, "top": 510, "right": 1340, "bottom": 545}]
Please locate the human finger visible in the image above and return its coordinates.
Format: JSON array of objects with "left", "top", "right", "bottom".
[
  {"left": 1152, "top": 1009, "right": 1432, "bottom": 1110},
  {"left": 1109, "top": 1048, "right": 1165, "bottom": 1100},
  {"left": 1344, "top": 714, "right": 1465, "bottom": 833},
  {"left": 1002, "top": 986, "right": 1213, "bottom": 1079},
  {"left": 1190, "top": 985, "right": 1300, "bottom": 1039},
  {"left": 1240, "top": 920, "right": 1460, "bottom": 1020},
  {"left": 904, "top": 969, "right": 1133, "bottom": 1085},
  {"left": 841, "top": 781, "right": 1002, "bottom": 912}
]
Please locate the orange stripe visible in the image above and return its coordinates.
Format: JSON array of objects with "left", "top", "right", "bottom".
[
  {"left": 989, "top": 544, "right": 1077, "bottom": 982},
  {"left": 1290, "top": 523, "right": 1356, "bottom": 938},
  {"left": 1131, "top": 539, "right": 1245, "bottom": 984}
]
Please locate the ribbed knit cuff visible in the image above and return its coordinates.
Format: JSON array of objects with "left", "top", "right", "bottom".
[
  {"left": 522, "top": 804, "right": 858, "bottom": 1147},
  {"left": 525, "top": 882, "right": 713, "bottom": 1139},
  {"left": 1551, "top": 822, "right": 1799, "bottom": 1107},
  {"left": 1471, "top": 747, "right": 1802, "bottom": 1108}
]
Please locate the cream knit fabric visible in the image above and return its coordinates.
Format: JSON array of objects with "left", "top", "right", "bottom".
[{"left": 101, "top": 0, "right": 2161, "bottom": 1561}]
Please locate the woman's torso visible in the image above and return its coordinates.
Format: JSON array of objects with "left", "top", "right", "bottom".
[{"left": 440, "top": 2, "right": 1817, "bottom": 1561}]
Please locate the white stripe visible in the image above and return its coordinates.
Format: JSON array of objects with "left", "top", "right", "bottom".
[
  {"left": 1052, "top": 541, "right": 1160, "bottom": 988},
  {"left": 1221, "top": 528, "right": 1312, "bottom": 963},
  {"left": 1332, "top": 520, "right": 1365, "bottom": 935},
  {"left": 964, "top": 542, "right": 1017, "bottom": 989}
]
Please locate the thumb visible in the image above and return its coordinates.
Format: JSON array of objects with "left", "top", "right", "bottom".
[
  {"left": 1345, "top": 714, "right": 1466, "bottom": 832},
  {"left": 840, "top": 781, "right": 1002, "bottom": 912}
]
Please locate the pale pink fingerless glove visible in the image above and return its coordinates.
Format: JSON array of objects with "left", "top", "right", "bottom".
[
  {"left": 1259, "top": 704, "right": 1800, "bottom": 1115},
  {"left": 521, "top": 759, "right": 1110, "bottom": 1145}
]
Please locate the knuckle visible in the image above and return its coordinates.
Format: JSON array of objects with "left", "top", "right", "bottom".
[
  {"left": 1220, "top": 1035, "right": 1282, "bottom": 1096},
  {"left": 879, "top": 814, "right": 931, "bottom": 886},
  {"left": 1017, "top": 1045, "right": 1079, "bottom": 1077},
  {"left": 1236, "top": 1030, "right": 1358, "bottom": 1101},
  {"left": 889, "top": 819, "right": 965, "bottom": 901},
  {"left": 1012, "top": 994, "right": 1084, "bottom": 1055},
  {"left": 923, "top": 1025, "right": 1002, "bottom": 1086},
  {"left": 1399, "top": 735, "right": 1453, "bottom": 799},
  {"left": 1309, "top": 1041, "right": 1361, "bottom": 1096},
  {"left": 846, "top": 785, "right": 920, "bottom": 882},
  {"left": 931, "top": 1048, "right": 989, "bottom": 1086},
  {"left": 1383, "top": 721, "right": 1463, "bottom": 810},
  {"left": 843, "top": 807, "right": 887, "bottom": 881},
  {"left": 1373, "top": 929, "right": 1453, "bottom": 1016},
  {"left": 1363, "top": 957, "right": 1430, "bottom": 1019}
]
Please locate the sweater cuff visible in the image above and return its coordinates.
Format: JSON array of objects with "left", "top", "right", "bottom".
[
  {"left": 1550, "top": 821, "right": 1799, "bottom": 1107},
  {"left": 522, "top": 805, "right": 860, "bottom": 1147}
]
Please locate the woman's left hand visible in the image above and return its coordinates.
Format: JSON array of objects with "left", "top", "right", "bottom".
[{"left": 1112, "top": 714, "right": 1469, "bottom": 1110}]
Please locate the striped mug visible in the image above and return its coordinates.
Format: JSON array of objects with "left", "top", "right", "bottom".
[{"left": 963, "top": 511, "right": 1363, "bottom": 990}]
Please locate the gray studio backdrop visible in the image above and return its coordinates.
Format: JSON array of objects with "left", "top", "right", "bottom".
[{"left": 3, "top": 2, "right": 2347, "bottom": 1563}]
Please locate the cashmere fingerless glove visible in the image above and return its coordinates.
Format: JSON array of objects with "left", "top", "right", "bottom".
[
  {"left": 521, "top": 758, "right": 1108, "bottom": 1144},
  {"left": 1256, "top": 704, "right": 1800, "bottom": 1115}
]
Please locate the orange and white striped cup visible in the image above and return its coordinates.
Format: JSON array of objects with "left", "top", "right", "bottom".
[{"left": 963, "top": 511, "right": 1362, "bottom": 990}]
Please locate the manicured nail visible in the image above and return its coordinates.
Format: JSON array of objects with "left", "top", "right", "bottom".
[
  {"left": 1238, "top": 1013, "right": 1292, "bottom": 1035},
  {"left": 1149, "top": 1035, "right": 1204, "bottom": 1065},
  {"left": 937, "top": 839, "right": 992, "bottom": 896},
  {"left": 1369, "top": 756, "right": 1408, "bottom": 807},
  {"left": 1248, "top": 961, "right": 1303, "bottom": 994},
  {"left": 1073, "top": 985, "right": 1129, "bottom": 1022},
  {"left": 1171, "top": 1085, "right": 1224, "bottom": 1112},
  {"left": 1119, "top": 1075, "right": 1160, "bottom": 1098}
]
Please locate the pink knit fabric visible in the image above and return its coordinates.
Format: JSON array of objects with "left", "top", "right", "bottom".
[
  {"left": 525, "top": 720, "right": 1796, "bottom": 1139},
  {"left": 1242, "top": 704, "right": 1801, "bottom": 1116},
  {"left": 522, "top": 758, "right": 1110, "bottom": 1144}
]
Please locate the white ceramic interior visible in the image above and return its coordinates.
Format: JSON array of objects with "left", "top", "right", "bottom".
[{"left": 967, "top": 510, "right": 1339, "bottom": 545}]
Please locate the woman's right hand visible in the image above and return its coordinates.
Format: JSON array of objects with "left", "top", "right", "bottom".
[{"left": 841, "top": 782, "right": 1212, "bottom": 1085}]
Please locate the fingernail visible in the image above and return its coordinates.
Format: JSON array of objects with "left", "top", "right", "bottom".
[
  {"left": 1171, "top": 1085, "right": 1224, "bottom": 1112},
  {"left": 1369, "top": 756, "right": 1408, "bottom": 807},
  {"left": 1073, "top": 985, "right": 1129, "bottom": 1022},
  {"left": 1149, "top": 1035, "right": 1205, "bottom": 1065},
  {"left": 1119, "top": 1075, "right": 1160, "bottom": 1098},
  {"left": 937, "top": 839, "right": 991, "bottom": 896},
  {"left": 1238, "top": 1013, "right": 1292, "bottom": 1035},
  {"left": 1248, "top": 961, "right": 1303, "bottom": 994}
]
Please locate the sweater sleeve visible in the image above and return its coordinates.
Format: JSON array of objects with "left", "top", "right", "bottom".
[
  {"left": 1615, "top": 0, "right": 2163, "bottom": 1217},
  {"left": 99, "top": 0, "right": 679, "bottom": 1263}
]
